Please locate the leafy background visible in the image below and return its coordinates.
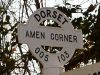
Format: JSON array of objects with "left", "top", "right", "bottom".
[{"left": 0, "top": 0, "right": 100, "bottom": 74}]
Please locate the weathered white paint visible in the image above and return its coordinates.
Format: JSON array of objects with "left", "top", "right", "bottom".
[{"left": 18, "top": 7, "right": 83, "bottom": 75}]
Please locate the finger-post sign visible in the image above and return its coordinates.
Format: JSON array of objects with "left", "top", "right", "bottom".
[{"left": 18, "top": 7, "right": 83, "bottom": 75}]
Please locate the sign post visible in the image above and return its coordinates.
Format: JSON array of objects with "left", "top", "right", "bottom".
[{"left": 18, "top": 7, "right": 83, "bottom": 75}]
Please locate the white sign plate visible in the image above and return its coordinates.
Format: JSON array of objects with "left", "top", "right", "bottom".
[{"left": 18, "top": 7, "right": 83, "bottom": 67}]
